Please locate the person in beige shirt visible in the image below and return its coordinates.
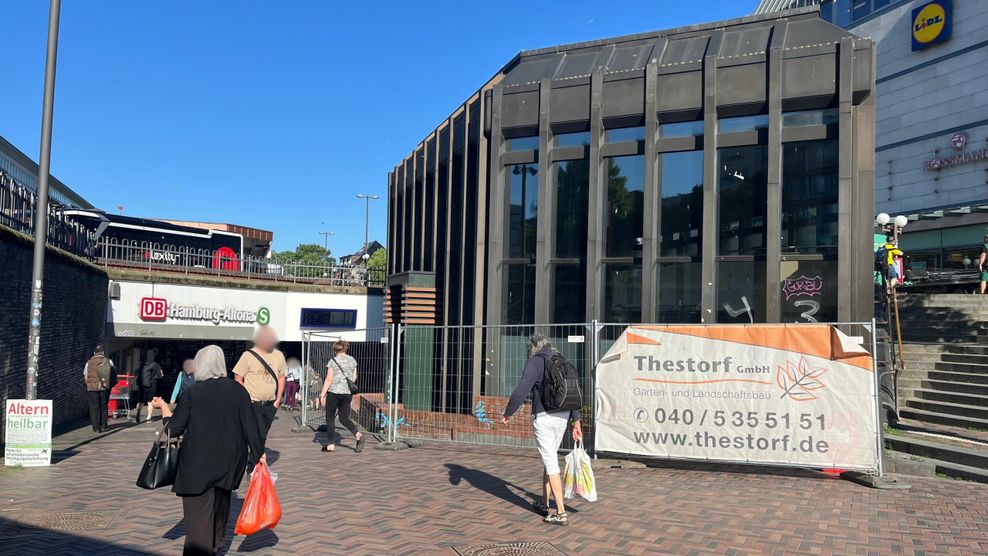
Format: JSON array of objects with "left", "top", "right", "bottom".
[{"left": 233, "top": 326, "right": 287, "bottom": 459}]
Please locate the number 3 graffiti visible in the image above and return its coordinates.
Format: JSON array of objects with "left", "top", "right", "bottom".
[{"left": 794, "top": 300, "right": 820, "bottom": 323}]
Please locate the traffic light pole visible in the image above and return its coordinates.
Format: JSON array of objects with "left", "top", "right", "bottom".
[{"left": 25, "top": 0, "right": 62, "bottom": 400}]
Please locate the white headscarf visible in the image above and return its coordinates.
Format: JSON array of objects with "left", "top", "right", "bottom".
[{"left": 193, "top": 345, "right": 227, "bottom": 382}]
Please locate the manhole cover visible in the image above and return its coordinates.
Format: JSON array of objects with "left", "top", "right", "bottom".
[
  {"left": 0, "top": 510, "right": 119, "bottom": 535},
  {"left": 452, "top": 542, "right": 568, "bottom": 556}
]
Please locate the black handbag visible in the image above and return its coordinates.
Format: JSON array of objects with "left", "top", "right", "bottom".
[
  {"left": 136, "top": 426, "right": 181, "bottom": 490},
  {"left": 331, "top": 356, "right": 360, "bottom": 395}
]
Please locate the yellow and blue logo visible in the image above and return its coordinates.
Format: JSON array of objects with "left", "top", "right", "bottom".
[{"left": 912, "top": 0, "right": 952, "bottom": 51}]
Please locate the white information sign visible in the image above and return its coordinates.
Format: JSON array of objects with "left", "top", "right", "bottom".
[
  {"left": 595, "top": 325, "right": 880, "bottom": 471},
  {"left": 4, "top": 399, "right": 53, "bottom": 467}
]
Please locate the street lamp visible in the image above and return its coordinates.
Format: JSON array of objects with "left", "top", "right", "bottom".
[
  {"left": 318, "top": 230, "right": 335, "bottom": 256},
  {"left": 356, "top": 194, "right": 380, "bottom": 265}
]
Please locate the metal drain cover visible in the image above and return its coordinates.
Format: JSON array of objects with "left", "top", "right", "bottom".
[
  {"left": 0, "top": 510, "right": 119, "bottom": 535},
  {"left": 452, "top": 542, "right": 568, "bottom": 556}
]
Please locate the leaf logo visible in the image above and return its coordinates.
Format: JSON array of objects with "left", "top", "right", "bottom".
[{"left": 776, "top": 357, "right": 828, "bottom": 402}]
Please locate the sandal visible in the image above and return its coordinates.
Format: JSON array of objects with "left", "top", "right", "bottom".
[
  {"left": 544, "top": 512, "right": 568, "bottom": 526},
  {"left": 532, "top": 502, "right": 550, "bottom": 516},
  {"left": 321, "top": 446, "right": 335, "bottom": 453}
]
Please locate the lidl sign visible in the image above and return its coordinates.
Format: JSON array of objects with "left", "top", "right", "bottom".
[{"left": 912, "top": 0, "right": 951, "bottom": 51}]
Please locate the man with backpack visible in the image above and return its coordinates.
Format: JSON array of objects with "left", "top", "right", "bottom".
[
  {"left": 169, "top": 358, "right": 196, "bottom": 404},
  {"left": 233, "top": 326, "right": 287, "bottom": 461},
  {"left": 500, "top": 333, "right": 583, "bottom": 526},
  {"left": 84, "top": 345, "right": 116, "bottom": 433}
]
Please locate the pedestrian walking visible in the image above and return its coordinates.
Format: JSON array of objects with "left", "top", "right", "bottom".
[
  {"left": 149, "top": 345, "right": 264, "bottom": 556},
  {"left": 318, "top": 340, "right": 366, "bottom": 453},
  {"left": 169, "top": 359, "right": 196, "bottom": 404},
  {"left": 135, "top": 349, "right": 163, "bottom": 423},
  {"left": 500, "top": 334, "right": 583, "bottom": 526},
  {"left": 84, "top": 345, "right": 116, "bottom": 433},
  {"left": 232, "top": 326, "right": 286, "bottom": 460},
  {"left": 979, "top": 234, "right": 988, "bottom": 294},
  {"left": 307, "top": 364, "right": 324, "bottom": 411},
  {"left": 283, "top": 357, "right": 302, "bottom": 411}
]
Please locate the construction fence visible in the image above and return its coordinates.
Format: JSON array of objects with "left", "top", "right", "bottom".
[{"left": 301, "top": 321, "right": 883, "bottom": 473}]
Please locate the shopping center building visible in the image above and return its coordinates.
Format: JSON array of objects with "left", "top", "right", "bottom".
[
  {"left": 386, "top": 9, "right": 877, "bottom": 328},
  {"left": 759, "top": 0, "right": 988, "bottom": 275}
]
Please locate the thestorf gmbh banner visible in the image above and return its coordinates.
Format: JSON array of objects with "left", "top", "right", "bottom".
[{"left": 595, "top": 325, "right": 879, "bottom": 471}]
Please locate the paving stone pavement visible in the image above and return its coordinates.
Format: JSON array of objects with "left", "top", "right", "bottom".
[{"left": 0, "top": 411, "right": 987, "bottom": 556}]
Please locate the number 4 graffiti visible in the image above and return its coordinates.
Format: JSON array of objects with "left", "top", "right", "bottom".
[{"left": 722, "top": 296, "right": 754, "bottom": 323}]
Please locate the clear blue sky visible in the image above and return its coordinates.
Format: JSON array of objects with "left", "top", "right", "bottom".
[{"left": 2, "top": 1, "right": 757, "bottom": 254}]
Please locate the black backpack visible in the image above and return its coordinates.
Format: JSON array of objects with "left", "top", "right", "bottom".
[
  {"left": 875, "top": 245, "right": 888, "bottom": 270},
  {"left": 140, "top": 362, "right": 159, "bottom": 388},
  {"left": 537, "top": 352, "right": 583, "bottom": 412}
]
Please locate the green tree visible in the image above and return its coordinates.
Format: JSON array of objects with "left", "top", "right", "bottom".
[
  {"left": 367, "top": 247, "right": 387, "bottom": 269},
  {"left": 272, "top": 243, "right": 336, "bottom": 267}
]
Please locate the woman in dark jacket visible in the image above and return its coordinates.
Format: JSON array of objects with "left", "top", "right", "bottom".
[{"left": 150, "top": 345, "right": 263, "bottom": 556}]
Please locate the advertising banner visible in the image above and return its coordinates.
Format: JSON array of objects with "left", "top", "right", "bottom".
[
  {"left": 595, "top": 325, "right": 879, "bottom": 471},
  {"left": 4, "top": 399, "right": 53, "bottom": 467}
]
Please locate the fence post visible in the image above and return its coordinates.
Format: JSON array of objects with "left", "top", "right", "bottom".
[
  {"left": 390, "top": 323, "right": 403, "bottom": 443},
  {"left": 588, "top": 320, "right": 601, "bottom": 458},
  {"left": 300, "top": 331, "right": 309, "bottom": 430},
  {"left": 870, "top": 318, "right": 884, "bottom": 477}
]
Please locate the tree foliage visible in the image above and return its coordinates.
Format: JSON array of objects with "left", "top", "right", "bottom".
[
  {"left": 271, "top": 243, "right": 336, "bottom": 267},
  {"left": 367, "top": 247, "right": 387, "bottom": 269}
]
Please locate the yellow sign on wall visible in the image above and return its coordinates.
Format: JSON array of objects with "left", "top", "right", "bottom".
[{"left": 912, "top": 1, "right": 952, "bottom": 50}]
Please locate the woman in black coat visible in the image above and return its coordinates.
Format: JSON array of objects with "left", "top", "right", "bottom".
[{"left": 151, "top": 344, "right": 263, "bottom": 556}]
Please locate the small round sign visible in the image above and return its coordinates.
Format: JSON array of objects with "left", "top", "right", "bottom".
[{"left": 256, "top": 307, "right": 271, "bottom": 325}]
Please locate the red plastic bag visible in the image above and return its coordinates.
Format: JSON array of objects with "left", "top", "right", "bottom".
[{"left": 235, "top": 461, "right": 282, "bottom": 536}]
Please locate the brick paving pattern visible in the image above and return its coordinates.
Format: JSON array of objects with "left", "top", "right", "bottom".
[{"left": 0, "top": 412, "right": 986, "bottom": 555}]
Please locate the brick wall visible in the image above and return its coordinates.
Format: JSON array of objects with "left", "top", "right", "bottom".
[{"left": 0, "top": 225, "right": 108, "bottom": 433}]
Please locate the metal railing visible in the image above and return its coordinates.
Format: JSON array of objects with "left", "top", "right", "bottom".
[
  {"left": 96, "top": 239, "right": 386, "bottom": 287},
  {"left": 0, "top": 169, "right": 97, "bottom": 259}
]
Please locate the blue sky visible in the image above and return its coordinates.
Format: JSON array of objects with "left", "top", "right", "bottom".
[{"left": 2, "top": 1, "right": 757, "bottom": 254}]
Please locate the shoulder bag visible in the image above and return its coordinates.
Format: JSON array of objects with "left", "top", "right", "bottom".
[
  {"left": 247, "top": 349, "right": 281, "bottom": 399},
  {"left": 330, "top": 356, "right": 360, "bottom": 395},
  {"left": 136, "top": 425, "right": 181, "bottom": 490}
]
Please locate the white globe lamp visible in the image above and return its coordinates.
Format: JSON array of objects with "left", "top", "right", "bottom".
[
  {"left": 876, "top": 213, "right": 890, "bottom": 226},
  {"left": 894, "top": 215, "right": 908, "bottom": 229}
]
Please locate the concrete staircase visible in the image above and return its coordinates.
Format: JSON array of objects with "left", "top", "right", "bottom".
[
  {"left": 887, "top": 293, "right": 988, "bottom": 482},
  {"left": 896, "top": 293, "right": 988, "bottom": 343}
]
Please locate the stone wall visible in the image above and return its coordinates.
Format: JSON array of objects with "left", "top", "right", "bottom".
[{"left": 0, "top": 225, "right": 108, "bottom": 433}]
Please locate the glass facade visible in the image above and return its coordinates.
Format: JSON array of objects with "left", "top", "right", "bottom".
[
  {"left": 661, "top": 120, "right": 704, "bottom": 138},
  {"left": 658, "top": 262, "right": 702, "bottom": 323},
  {"left": 659, "top": 151, "right": 703, "bottom": 258},
  {"left": 555, "top": 132, "right": 591, "bottom": 148},
  {"left": 604, "top": 264, "right": 642, "bottom": 322},
  {"left": 606, "top": 127, "right": 645, "bottom": 143},
  {"left": 508, "top": 164, "right": 539, "bottom": 259},
  {"left": 780, "top": 139, "right": 838, "bottom": 323},
  {"left": 605, "top": 156, "right": 645, "bottom": 258}
]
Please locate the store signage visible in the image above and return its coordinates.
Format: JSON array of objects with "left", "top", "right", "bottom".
[
  {"left": 4, "top": 399, "right": 53, "bottom": 467},
  {"left": 922, "top": 132, "right": 988, "bottom": 171},
  {"left": 911, "top": 0, "right": 951, "bottom": 51},
  {"left": 138, "top": 296, "right": 268, "bottom": 326}
]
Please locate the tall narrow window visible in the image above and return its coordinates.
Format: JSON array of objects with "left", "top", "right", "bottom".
[
  {"left": 604, "top": 155, "right": 644, "bottom": 322},
  {"left": 657, "top": 150, "right": 703, "bottom": 323},
  {"left": 553, "top": 158, "right": 589, "bottom": 323},
  {"left": 508, "top": 164, "right": 539, "bottom": 259},
  {"left": 717, "top": 145, "right": 768, "bottom": 323},
  {"left": 780, "top": 139, "right": 838, "bottom": 323}
]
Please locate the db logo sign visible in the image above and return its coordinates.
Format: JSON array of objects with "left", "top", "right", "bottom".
[{"left": 140, "top": 297, "right": 168, "bottom": 321}]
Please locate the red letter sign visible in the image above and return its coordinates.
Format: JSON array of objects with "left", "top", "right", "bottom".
[{"left": 140, "top": 297, "right": 167, "bottom": 321}]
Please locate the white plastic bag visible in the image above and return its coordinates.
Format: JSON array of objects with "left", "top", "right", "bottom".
[{"left": 562, "top": 441, "right": 597, "bottom": 502}]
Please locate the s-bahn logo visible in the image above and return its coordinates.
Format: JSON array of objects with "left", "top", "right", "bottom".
[
  {"left": 139, "top": 297, "right": 168, "bottom": 321},
  {"left": 911, "top": 1, "right": 951, "bottom": 51}
]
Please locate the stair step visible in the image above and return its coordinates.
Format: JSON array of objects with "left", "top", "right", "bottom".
[
  {"left": 910, "top": 389, "right": 988, "bottom": 408},
  {"left": 904, "top": 399, "right": 988, "bottom": 420},
  {"left": 899, "top": 407, "right": 988, "bottom": 429},
  {"left": 941, "top": 353, "right": 988, "bottom": 365},
  {"left": 885, "top": 434, "right": 988, "bottom": 470},
  {"left": 901, "top": 344, "right": 988, "bottom": 355},
  {"left": 934, "top": 460, "right": 988, "bottom": 483},
  {"left": 901, "top": 334, "right": 983, "bottom": 343},
  {"left": 917, "top": 371, "right": 988, "bottom": 385},
  {"left": 897, "top": 379, "right": 988, "bottom": 397}
]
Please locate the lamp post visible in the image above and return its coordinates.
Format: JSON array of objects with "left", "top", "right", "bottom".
[
  {"left": 356, "top": 194, "right": 380, "bottom": 265},
  {"left": 876, "top": 212, "right": 909, "bottom": 372},
  {"left": 25, "top": 0, "right": 61, "bottom": 401},
  {"left": 318, "top": 230, "right": 335, "bottom": 256}
]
